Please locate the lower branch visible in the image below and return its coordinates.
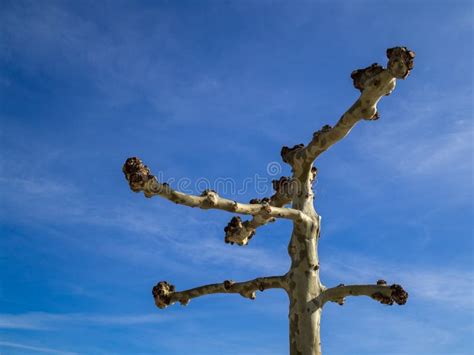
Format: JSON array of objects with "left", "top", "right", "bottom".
[
  {"left": 311, "top": 280, "right": 408, "bottom": 309},
  {"left": 152, "top": 276, "right": 287, "bottom": 309}
]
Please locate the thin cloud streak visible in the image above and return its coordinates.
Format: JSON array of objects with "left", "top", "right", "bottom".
[
  {"left": 0, "top": 312, "right": 171, "bottom": 331},
  {"left": 357, "top": 89, "right": 472, "bottom": 180},
  {"left": 0, "top": 341, "right": 77, "bottom": 355},
  {"left": 1, "top": 170, "right": 287, "bottom": 275}
]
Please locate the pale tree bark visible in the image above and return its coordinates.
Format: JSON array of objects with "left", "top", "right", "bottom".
[
  {"left": 223, "top": 176, "right": 294, "bottom": 245},
  {"left": 122, "top": 47, "right": 415, "bottom": 355},
  {"left": 123, "top": 158, "right": 307, "bottom": 223},
  {"left": 152, "top": 276, "right": 287, "bottom": 308}
]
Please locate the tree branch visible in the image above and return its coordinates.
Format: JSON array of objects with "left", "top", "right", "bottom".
[
  {"left": 311, "top": 280, "right": 408, "bottom": 309},
  {"left": 224, "top": 169, "right": 318, "bottom": 246},
  {"left": 123, "top": 157, "right": 307, "bottom": 222},
  {"left": 152, "top": 276, "right": 286, "bottom": 309},
  {"left": 281, "top": 47, "right": 415, "bottom": 174},
  {"left": 224, "top": 176, "right": 300, "bottom": 246}
]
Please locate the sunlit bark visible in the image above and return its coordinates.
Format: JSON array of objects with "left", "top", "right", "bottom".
[{"left": 122, "top": 47, "right": 414, "bottom": 355}]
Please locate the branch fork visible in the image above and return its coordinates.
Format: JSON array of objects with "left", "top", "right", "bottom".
[{"left": 224, "top": 176, "right": 299, "bottom": 246}]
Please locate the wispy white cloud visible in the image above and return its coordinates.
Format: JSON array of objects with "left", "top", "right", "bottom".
[
  {"left": 175, "top": 235, "right": 289, "bottom": 274},
  {"left": 0, "top": 312, "right": 171, "bottom": 331},
  {"left": 0, "top": 164, "right": 288, "bottom": 275},
  {"left": 0, "top": 176, "right": 78, "bottom": 197},
  {"left": 356, "top": 89, "right": 472, "bottom": 180},
  {"left": 0, "top": 340, "right": 77, "bottom": 355},
  {"left": 1, "top": 0, "right": 308, "bottom": 138}
]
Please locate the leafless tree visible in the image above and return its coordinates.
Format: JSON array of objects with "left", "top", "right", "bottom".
[{"left": 122, "top": 47, "right": 415, "bottom": 355}]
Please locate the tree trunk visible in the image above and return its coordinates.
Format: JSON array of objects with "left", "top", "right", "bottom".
[{"left": 286, "top": 171, "right": 323, "bottom": 355}]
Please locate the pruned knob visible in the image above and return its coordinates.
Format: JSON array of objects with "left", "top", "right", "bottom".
[
  {"left": 281, "top": 144, "right": 305, "bottom": 163},
  {"left": 272, "top": 176, "right": 294, "bottom": 199},
  {"left": 201, "top": 189, "right": 219, "bottom": 208},
  {"left": 313, "top": 124, "right": 332, "bottom": 139},
  {"left": 310, "top": 167, "right": 318, "bottom": 183},
  {"left": 223, "top": 280, "right": 235, "bottom": 290},
  {"left": 123, "top": 157, "right": 153, "bottom": 192},
  {"left": 224, "top": 216, "right": 255, "bottom": 246},
  {"left": 390, "top": 284, "right": 408, "bottom": 305},
  {"left": 351, "top": 63, "right": 384, "bottom": 92},
  {"left": 372, "top": 283, "right": 408, "bottom": 306},
  {"left": 249, "top": 197, "right": 270, "bottom": 204},
  {"left": 152, "top": 281, "right": 175, "bottom": 309},
  {"left": 372, "top": 292, "right": 394, "bottom": 305},
  {"left": 386, "top": 47, "right": 415, "bottom": 79}
]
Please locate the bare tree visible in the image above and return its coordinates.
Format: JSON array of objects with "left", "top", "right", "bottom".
[{"left": 122, "top": 47, "right": 415, "bottom": 355}]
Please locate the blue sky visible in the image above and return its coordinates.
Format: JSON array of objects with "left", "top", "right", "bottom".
[{"left": 0, "top": 0, "right": 472, "bottom": 354}]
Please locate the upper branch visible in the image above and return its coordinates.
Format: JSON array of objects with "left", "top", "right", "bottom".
[
  {"left": 311, "top": 280, "right": 408, "bottom": 310},
  {"left": 123, "top": 157, "right": 307, "bottom": 222},
  {"left": 152, "top": 276, "right": 286, "bottom": 309},
  {"left": 281, "top": 47, "right": 415, "bottom": 174}
]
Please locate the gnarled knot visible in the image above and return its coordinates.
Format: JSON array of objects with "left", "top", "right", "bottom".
[
  {"left": 223, "top": 280, "right": 235, "bottom": 290},
  {"left": 310, "top": 167, "right": 318, "bottom": 184},
  {"left": 249, "top": 197, "right": 270, "bottom": 204},
  {"left": 200, "top": 189, "right": 217, "bottom": 196},
  {"left": 200, "top": 189, "right": 219, "bottom": 208},
  {"left": 152, "top": 281, "right": 175, "bottom": 309},
  {"left": 313, "top": 124, "right": 332, "bottom": 138},
  {"left": 281, "top": 144, "right": 305, "bottom": 164},
  {"left": 387, "top": 47, "right": 415, "bottom": 79},
  {"left": 123, "top": 157, "right": 154, "bottom": 192},
  {"left": 390, "top": 284, "right": 408, "bottom": 305},
  {"left": 351, "top": 63, "right": 384, "bottom": 92},
  {"left": 272, "top": 176, "right": 294, "bottom": 199},
  {"left": 179, "top": 297, "right": 190, "bottom": 306},
  {"left": 321, "top": 124, "right": 332, "bottom": 133},
  {"left": 312, "top": 124, "right": 333, "bottom": 147},
  {"left": 240, "top": 290, "right": 256, "bottom": 300},
  {"left": 372, "top": 292, "right": 393, "bottom": 305},
  {"left": 370, "top": 110, "right": 380, "bottom": 120},
  {"left": 224, "top": 216, "right": 255, "bottom": 246},
  {"left": 259, "top": 203, "right": 272, "bottom": 217},
  {"left": 372, "top": 284, "right": 408, "bottom": 305},
  {"left": 336, "top": 298, "right": 345, "bottom": 306}
]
